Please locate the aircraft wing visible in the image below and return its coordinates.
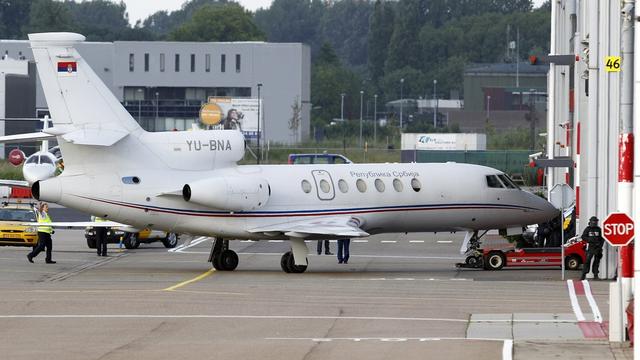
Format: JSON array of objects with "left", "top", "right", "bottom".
[
  {"left": 0, "top": 132, "right": 56, "bottom": 144},
  {"left": 21, "top": 221, "right": 126, "bottom": 228},
  {"left": 0, "top": 179, "right": 29, "bottom": 188},
  {"left": 248, "top": 216, "right": 369, "bottom": 238}
]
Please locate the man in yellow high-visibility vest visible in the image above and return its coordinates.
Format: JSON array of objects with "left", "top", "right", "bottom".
[{"left": 27, "top": 203, "right": 55, "bottom": 264}]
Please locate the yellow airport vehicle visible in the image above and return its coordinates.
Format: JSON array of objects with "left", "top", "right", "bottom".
[{"left": 0, "top": 202, "right": 38, "bottom": 247}]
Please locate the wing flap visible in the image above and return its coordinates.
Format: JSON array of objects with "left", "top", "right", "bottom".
[{"left": 248, "top": 216, "right": 368, "bottom": 238}]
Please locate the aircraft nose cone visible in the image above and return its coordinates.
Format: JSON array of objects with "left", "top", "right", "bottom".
[{"left": 530, "top": 193, "right": 559, "bottom": 223}]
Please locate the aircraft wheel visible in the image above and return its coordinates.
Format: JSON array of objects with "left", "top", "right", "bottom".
[
  {"left": 565, "top": 255, "right": 581, "bottom": 271},
  {"left": 280, "top": 251, "right": 292, "bottom": 273},
  {"left": 218, "top": 250, "right": 239, "bottom": 271},
  {"left": 212, "top": 253, "right": 223, "bottom": 270},
  {"left": 285, "top": 251, "right": 307, "bottom": 274},
  {"left": 123, "top": 233, "right": 140, "bottom": 249},
  {"left": 162, "top": 233, "right": 179, "bottom": 248},
  {"left": 485, "top": 251, "right": 506, "bottom": 270},
  {"left": 465, "top": 255, "right": 482, "bottom": 268}
]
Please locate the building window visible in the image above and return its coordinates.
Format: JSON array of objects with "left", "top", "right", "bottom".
[
  {"left": 129, "top": 53, "right": 134, "bottom": 72},
  {"left": 205, "top": 54, "right": 211, "bottom": 72},
  {"left": 190, "top": 54, "right": 195, "bottom": 72},
  {"left": 221, "top": 54, "right": 226, "bottom": 73},
  {"left": 160, "top": 53, "right": 165, "bottom": 72},
  {"left": 144, "top": 53, "right": 149, "bottom": 72},
  {"left": 175, "top": 54, "right": 180, "bottom": 72},
  {"left": 235, "top": 54, "right": 241, "bottom": 73}
]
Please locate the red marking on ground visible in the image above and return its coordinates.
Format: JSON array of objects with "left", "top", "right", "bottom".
[
  {"left": 573, "top": 280, "right": 585, "bottom": 295},
  {"left": 578, "top": 321, "right": 607, "bottom": 339}
]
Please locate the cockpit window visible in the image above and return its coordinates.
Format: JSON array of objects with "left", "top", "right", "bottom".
[
  {"left": 498, "top": 174, "right": 519, "bottom": 189},
  {"left": 39, "top": 156, "right": 54, "bottom": 165},
  {"left": 26, "top": 156, "right": 38, "bottom": 164},
  {"left": 486, "top": 175, "right": 504, "bottom": 188}
]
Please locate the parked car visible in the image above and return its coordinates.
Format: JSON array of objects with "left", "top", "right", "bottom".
[
  {"left": 288, "top": 153, "right": 352, "bottom": 164},
  {"left": 85, "top": 227, "right": 179, "bottom": 249},
  {"left": 0, "top": 202, "right": 38, "bottom": 247}
]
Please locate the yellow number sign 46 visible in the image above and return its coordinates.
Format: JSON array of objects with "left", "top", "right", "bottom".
[{"left": 605, "top": 56, "right": 621, "bottom": 72}]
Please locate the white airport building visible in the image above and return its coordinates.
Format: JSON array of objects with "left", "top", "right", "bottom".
[{"left": 0, "top": 39, "right": 311, "bottom": 144}]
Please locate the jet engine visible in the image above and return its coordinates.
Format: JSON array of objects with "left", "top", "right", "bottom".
[
  {"left": 183, "top": 176, "right": 270, "bottom": 211},
  {"left": 31, "top": 177, "right": 62, "bottom": 203}
]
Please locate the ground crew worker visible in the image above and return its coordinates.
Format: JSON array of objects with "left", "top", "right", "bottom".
[
  {"left": 317, "top": 240, "right": 332, "bottom": 255},
  {"left": 27, "top": 203, "right": 55, "bottom": 264},
  {"left": 94, "top": 216, "right": 109, "bottom": 257},
  {"left": 580, "top": 216, "right": 604, "bottom": 280},
  {"left": 337, "top": 238, "right": 351, "bottom": 264}
]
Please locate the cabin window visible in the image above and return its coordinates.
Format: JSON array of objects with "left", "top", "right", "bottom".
[
  {"left": 39, "top": 156, "right": 54, "bottom": 165},
  {"left": 393, "top": 178, "right": 403, "bottom": 192},
  {"left": 338, "top": 179, "right": 349, "bottom": 193},
  {"left": 356, "top": 179, "right": 367, "bottom": 193},
  {"left": 411, "top": 178, "right": 422, "bottom": 192},
  {"left": 301, "top": 180, "right": 312, "bottom": 193},
  {"left": 486, "top": 175, "right": 504, "bottom": 188},
  {"left": 319, "top": 179, "right": 331, "bottom": 193},
  {"left": 498, "top": 174, "right": 519, "bottom": 189},
  {"left": 374, "top": 179, "right": 385, "bottom": 192},
  {"left": 122, "top": 176, "right": 141, "bottom": 184}
]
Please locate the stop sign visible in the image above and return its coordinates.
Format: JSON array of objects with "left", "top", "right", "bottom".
[{"left": 603, "top": 212, "right": 635, "bottom": 246}]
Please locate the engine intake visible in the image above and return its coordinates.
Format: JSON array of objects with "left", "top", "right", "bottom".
[
  {"left": 31, "top": 178, "right": 62, "bottom": 203},
  {"left": 183, "top": 176, "right": 270, "bottom": 211}
]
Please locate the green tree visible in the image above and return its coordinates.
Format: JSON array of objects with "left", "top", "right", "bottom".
[
  {"left": 0, "top": 0, "right": 32, "bottom": 39},
  {"left": 320, "top": 0, "right": 373, "bottom": 68},
  {"left": 385, "top": 0, "right": 423, "bottom": 73},
  {"left": 67, "top": 0, "right": 130, "bottom": 41},
  {"left": 24, "top": 0, "right": 75, "bottom": 35},
  {"left": 169, "top": 3, "right": 264, "bottom": 42},
  {"left": 254, "top": 0, "right": 325, "bottom": 54},
  {"left": 144, "top": 0, "right": 232, "bottom": 38},
  {"left": 367, "top": 0, "right": 395, "bottom": 84}
]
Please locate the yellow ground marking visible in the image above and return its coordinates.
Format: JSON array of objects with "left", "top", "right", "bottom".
[{"left": 164, "top": 269, "right": 215, "bottom": 291}]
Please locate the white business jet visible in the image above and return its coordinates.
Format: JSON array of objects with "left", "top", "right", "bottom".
[{"left": 7, "top": 33, "right": 557, "bottom": 273}]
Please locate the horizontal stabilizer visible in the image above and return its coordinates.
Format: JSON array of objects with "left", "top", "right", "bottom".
[
  {"left": 62, "top": 128, "right": 128, "bottom": 146},
  {"left": 248, "top": 216, "right": 368, "bottom": 238},
  {"left": 0, "top": 132, "right": 55, "bottom": 144},
  {"left": 0, "top": 179, "right": 30, "bottom": 188}
]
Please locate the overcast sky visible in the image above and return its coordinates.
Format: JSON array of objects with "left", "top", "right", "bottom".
[{"left": 123, "top": 0, "right": 548, "bottom": 25}]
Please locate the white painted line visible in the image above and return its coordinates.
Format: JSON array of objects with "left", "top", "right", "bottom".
[
  {"left": 381, "top": 241, "right": 397, "bottom": 243},
  {"left": 437, "top": 240, "right": 453, "bottom": 244},
  {"left": 241, "top": 240, "right": 256, "bottom": 243},
  {"left": 582, "top": 280, "right": 603, "bottom": 323},
  {"left": 268, "top": 240, "right": 284, "bottom": 243},
  {"left": 566, "top": 280, "right": 586, "bottom": 321},
  {"left": 353, "top": 240, "right": 368, "bottom": 243},
  {"left": 0, "top": 314, "right": 469, "bottom": 322},
  {"left": 502, "top": 340, "right": 513, "bottom": 360},
  {"left": 266, "top": 336, "right": 510, "bottom": 342},
  {"left": 409, "top": 240, "right": 425, "bottom": 243}
]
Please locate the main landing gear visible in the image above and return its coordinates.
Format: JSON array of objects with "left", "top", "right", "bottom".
[
  {"left": 280, "top": 238, "right": 309, "bottom": 273},
  {"left": 208, "top": 237, "right": 238, "bottom": 271}
]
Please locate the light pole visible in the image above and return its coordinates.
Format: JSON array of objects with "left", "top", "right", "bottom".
[
  {"left": 154, "top": 92, "right": 159, "bottom": 122},
  {"left": 400, "top": 78, "right": 404, "bottom": 130},
  {"left": 486, "top": 95, "right": 491, "bottom": 120},
  {"left": 432, "top": 79, "right": 437, "bottom": 128},
  {"left": 359, "top": 90, "right": 364, "bottom": 147},
  {"left": 257, "top": 83, "right": 262, "bottom": 164},
  {"left": 373, "top": 94, "right": 378, "bottom": 145},
  {"left": 340, "top": 93, "right": 345, "bottom": 122}
]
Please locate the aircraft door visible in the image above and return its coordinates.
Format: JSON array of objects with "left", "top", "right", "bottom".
[{"left": 311, "top": 170, "right": 335, "bottom": 200}]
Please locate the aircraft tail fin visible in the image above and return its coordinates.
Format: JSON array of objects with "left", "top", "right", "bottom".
[{"left": 28, "top": 33, "right": 142, "bottom": 138}]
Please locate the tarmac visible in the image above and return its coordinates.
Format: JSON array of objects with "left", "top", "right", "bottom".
[{"left": 0, "top": 219, "right": 633, "bottom": 359}]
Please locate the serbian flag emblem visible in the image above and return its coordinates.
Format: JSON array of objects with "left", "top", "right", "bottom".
[{"left": 57, "top": 61, "right": 77, "bottom": 76}]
